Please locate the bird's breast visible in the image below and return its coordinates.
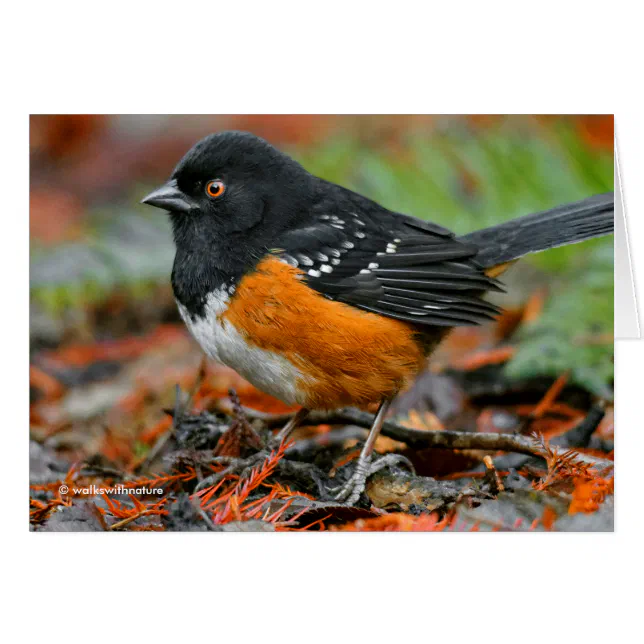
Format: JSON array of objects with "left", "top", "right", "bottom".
[
  {"left": 177, "top": 287, "right": 307, "bottom": 406},
  {"left": 177, "top": 257, "right": 428, "bottom": 409}
]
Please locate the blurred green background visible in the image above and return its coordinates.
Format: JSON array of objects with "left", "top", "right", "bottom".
[{"left": 29, "top": 115, "right": 614, "bottom": 394}]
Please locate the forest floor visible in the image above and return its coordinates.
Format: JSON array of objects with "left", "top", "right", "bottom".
[{"left": 29, "top": 289, "right": 614, "bottom": 532}]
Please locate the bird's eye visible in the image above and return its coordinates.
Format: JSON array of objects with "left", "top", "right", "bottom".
[{"left": 205, "top": 179, "right": 226, "bottom": 199}]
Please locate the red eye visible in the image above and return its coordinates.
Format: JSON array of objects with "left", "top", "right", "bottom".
[{"left": 206, "top": 179, "right": 225, "bottom": 198}]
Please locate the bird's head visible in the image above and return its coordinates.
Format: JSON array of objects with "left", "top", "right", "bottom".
[{"left": 142, "top": 131, "right": 314, "bottom": 250}]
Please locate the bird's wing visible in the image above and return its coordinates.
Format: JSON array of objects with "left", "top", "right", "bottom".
[{"left": 272, "top": 207, "right": 503, "bottom": 327}]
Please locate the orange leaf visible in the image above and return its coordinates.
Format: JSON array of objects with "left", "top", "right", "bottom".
[
  {"left": 333, "top": 513, "right": 446, "bottom": 532},
  {"left": 569, "top": 477, "right": 614, "bottom": 515},
  {"left": 541, "top": 506, "right": 557, "bottom": 530},
  {"left": 532, "top": 371, "right": 570, "bottom": 419},
  {"left": 451, "top": 346, "right": 515, "bottom": 371}
]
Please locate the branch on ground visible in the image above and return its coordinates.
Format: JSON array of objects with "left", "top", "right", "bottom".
[{"left": 236, "top": 405, "right": 613, "bottom": 472}]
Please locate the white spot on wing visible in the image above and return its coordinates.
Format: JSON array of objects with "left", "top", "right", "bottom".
[
  {"left": 308, "top": 269, "right": 322, "bottom": 277},
  {"left": 297, "top": 254, "right": 313, "bottom": 266},
  {"left": 320, "top": 264, "right": 333, "bottom": 273}
]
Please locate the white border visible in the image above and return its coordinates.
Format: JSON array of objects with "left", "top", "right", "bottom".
[{"left": 6, "top": 2, "right": 643, "bottom": 641}]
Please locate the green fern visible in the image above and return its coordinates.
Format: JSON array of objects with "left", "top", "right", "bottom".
[{"left": 505, "top": 243, "right": 613, "bottom": 396}]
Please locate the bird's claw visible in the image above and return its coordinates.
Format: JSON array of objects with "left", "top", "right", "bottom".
[{"left": 331, "top": 453, "right": 415, "bottom": 506}]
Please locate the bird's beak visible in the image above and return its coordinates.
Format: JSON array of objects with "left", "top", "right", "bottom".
[{"left": 141, "top": 179, "right": 194, "bottom": 213}]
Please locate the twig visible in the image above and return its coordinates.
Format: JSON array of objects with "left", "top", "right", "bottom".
[
  {"left": 192, "top": 453, "right": 264, "bottom": 494},
  {"left": 483, "top": 456, "right": 505, "bottom": 495},
  {"left": 244, "top": 406, "right": 542, "bottom": 452},
  {"left": 190, "top": 498, "right": 218, "bottom": 531},
  {"left": 515, "top": 371, "right": 569, "bottom": 434},
  {"left": 238, "top": 406, "right": 613, "bottom": 470},
  {"left": 139, "top": 365, "right": 209, "bottom": 472},
  {"left": 467, "top": 402, "right": 612, "bottom": 473},
  {"left": 214, "top": 389, "right": 264, "bottom": 456},
  {"left": 531, "top": 371, "right": 570, "bottom": 419},
  {"left": 109, "top": 511, "right": 157, "bottom": 531},
  {"left": 138, "top": 384, "right": 183, "bottom": 471}
]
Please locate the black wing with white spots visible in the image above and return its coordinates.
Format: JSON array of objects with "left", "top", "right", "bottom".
[{"left": 273, "top": 195, "right": 504, "bottom": 327}]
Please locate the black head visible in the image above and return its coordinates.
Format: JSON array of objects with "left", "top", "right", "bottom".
[
  {"left": 142, "top": 131, "right": 315, "bottom": 251},
  {"left": 142, "top": 131, "right": 319, "bottom": 314}
]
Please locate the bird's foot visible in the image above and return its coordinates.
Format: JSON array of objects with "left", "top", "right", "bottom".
[
  {"left": 267, "top": 408, "right": 310, "bottom": 450},
  {"left": 332, "top": 453, "right": 415, "bottom": 506}
]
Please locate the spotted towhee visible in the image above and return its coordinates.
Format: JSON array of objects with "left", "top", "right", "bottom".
[{"left": 142, "top": 131, "right": 614, "bottom": 504}]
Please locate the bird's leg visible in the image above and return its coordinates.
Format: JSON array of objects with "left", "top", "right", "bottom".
[
  {"left": 272, "top": 407, "right": 310, "bottom": 445},
  {"left": 333, "top": 398, "right": 401, "bottom": 505}
]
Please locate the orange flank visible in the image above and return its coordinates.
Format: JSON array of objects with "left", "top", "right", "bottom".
[
  {"left": 484, "top": 260, "right": 517, "bottom": 279},
  {"left": 222, "top": 257, "right": 427, "bottom": 410}
]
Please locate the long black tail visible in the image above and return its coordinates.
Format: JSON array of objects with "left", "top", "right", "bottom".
[{"left": 459, "top": 192, "right": 614, "bottom": 268}]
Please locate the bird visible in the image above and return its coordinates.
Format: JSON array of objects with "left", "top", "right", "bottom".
[{"left": 142, "top": 130, "right": 614, "bottom": 505}]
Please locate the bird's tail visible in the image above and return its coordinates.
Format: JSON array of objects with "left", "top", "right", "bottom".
[{"left": 459, "top": 192, "right": 614, "bottom": 269}]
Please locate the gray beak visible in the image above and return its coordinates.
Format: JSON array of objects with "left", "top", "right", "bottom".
[{"left": 141, "top": 179, "right": 194, "bottom": 213}]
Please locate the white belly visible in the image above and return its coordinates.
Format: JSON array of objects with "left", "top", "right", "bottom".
[{"left": 177, "top": 290, "right": 307, "bottom": 406}]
